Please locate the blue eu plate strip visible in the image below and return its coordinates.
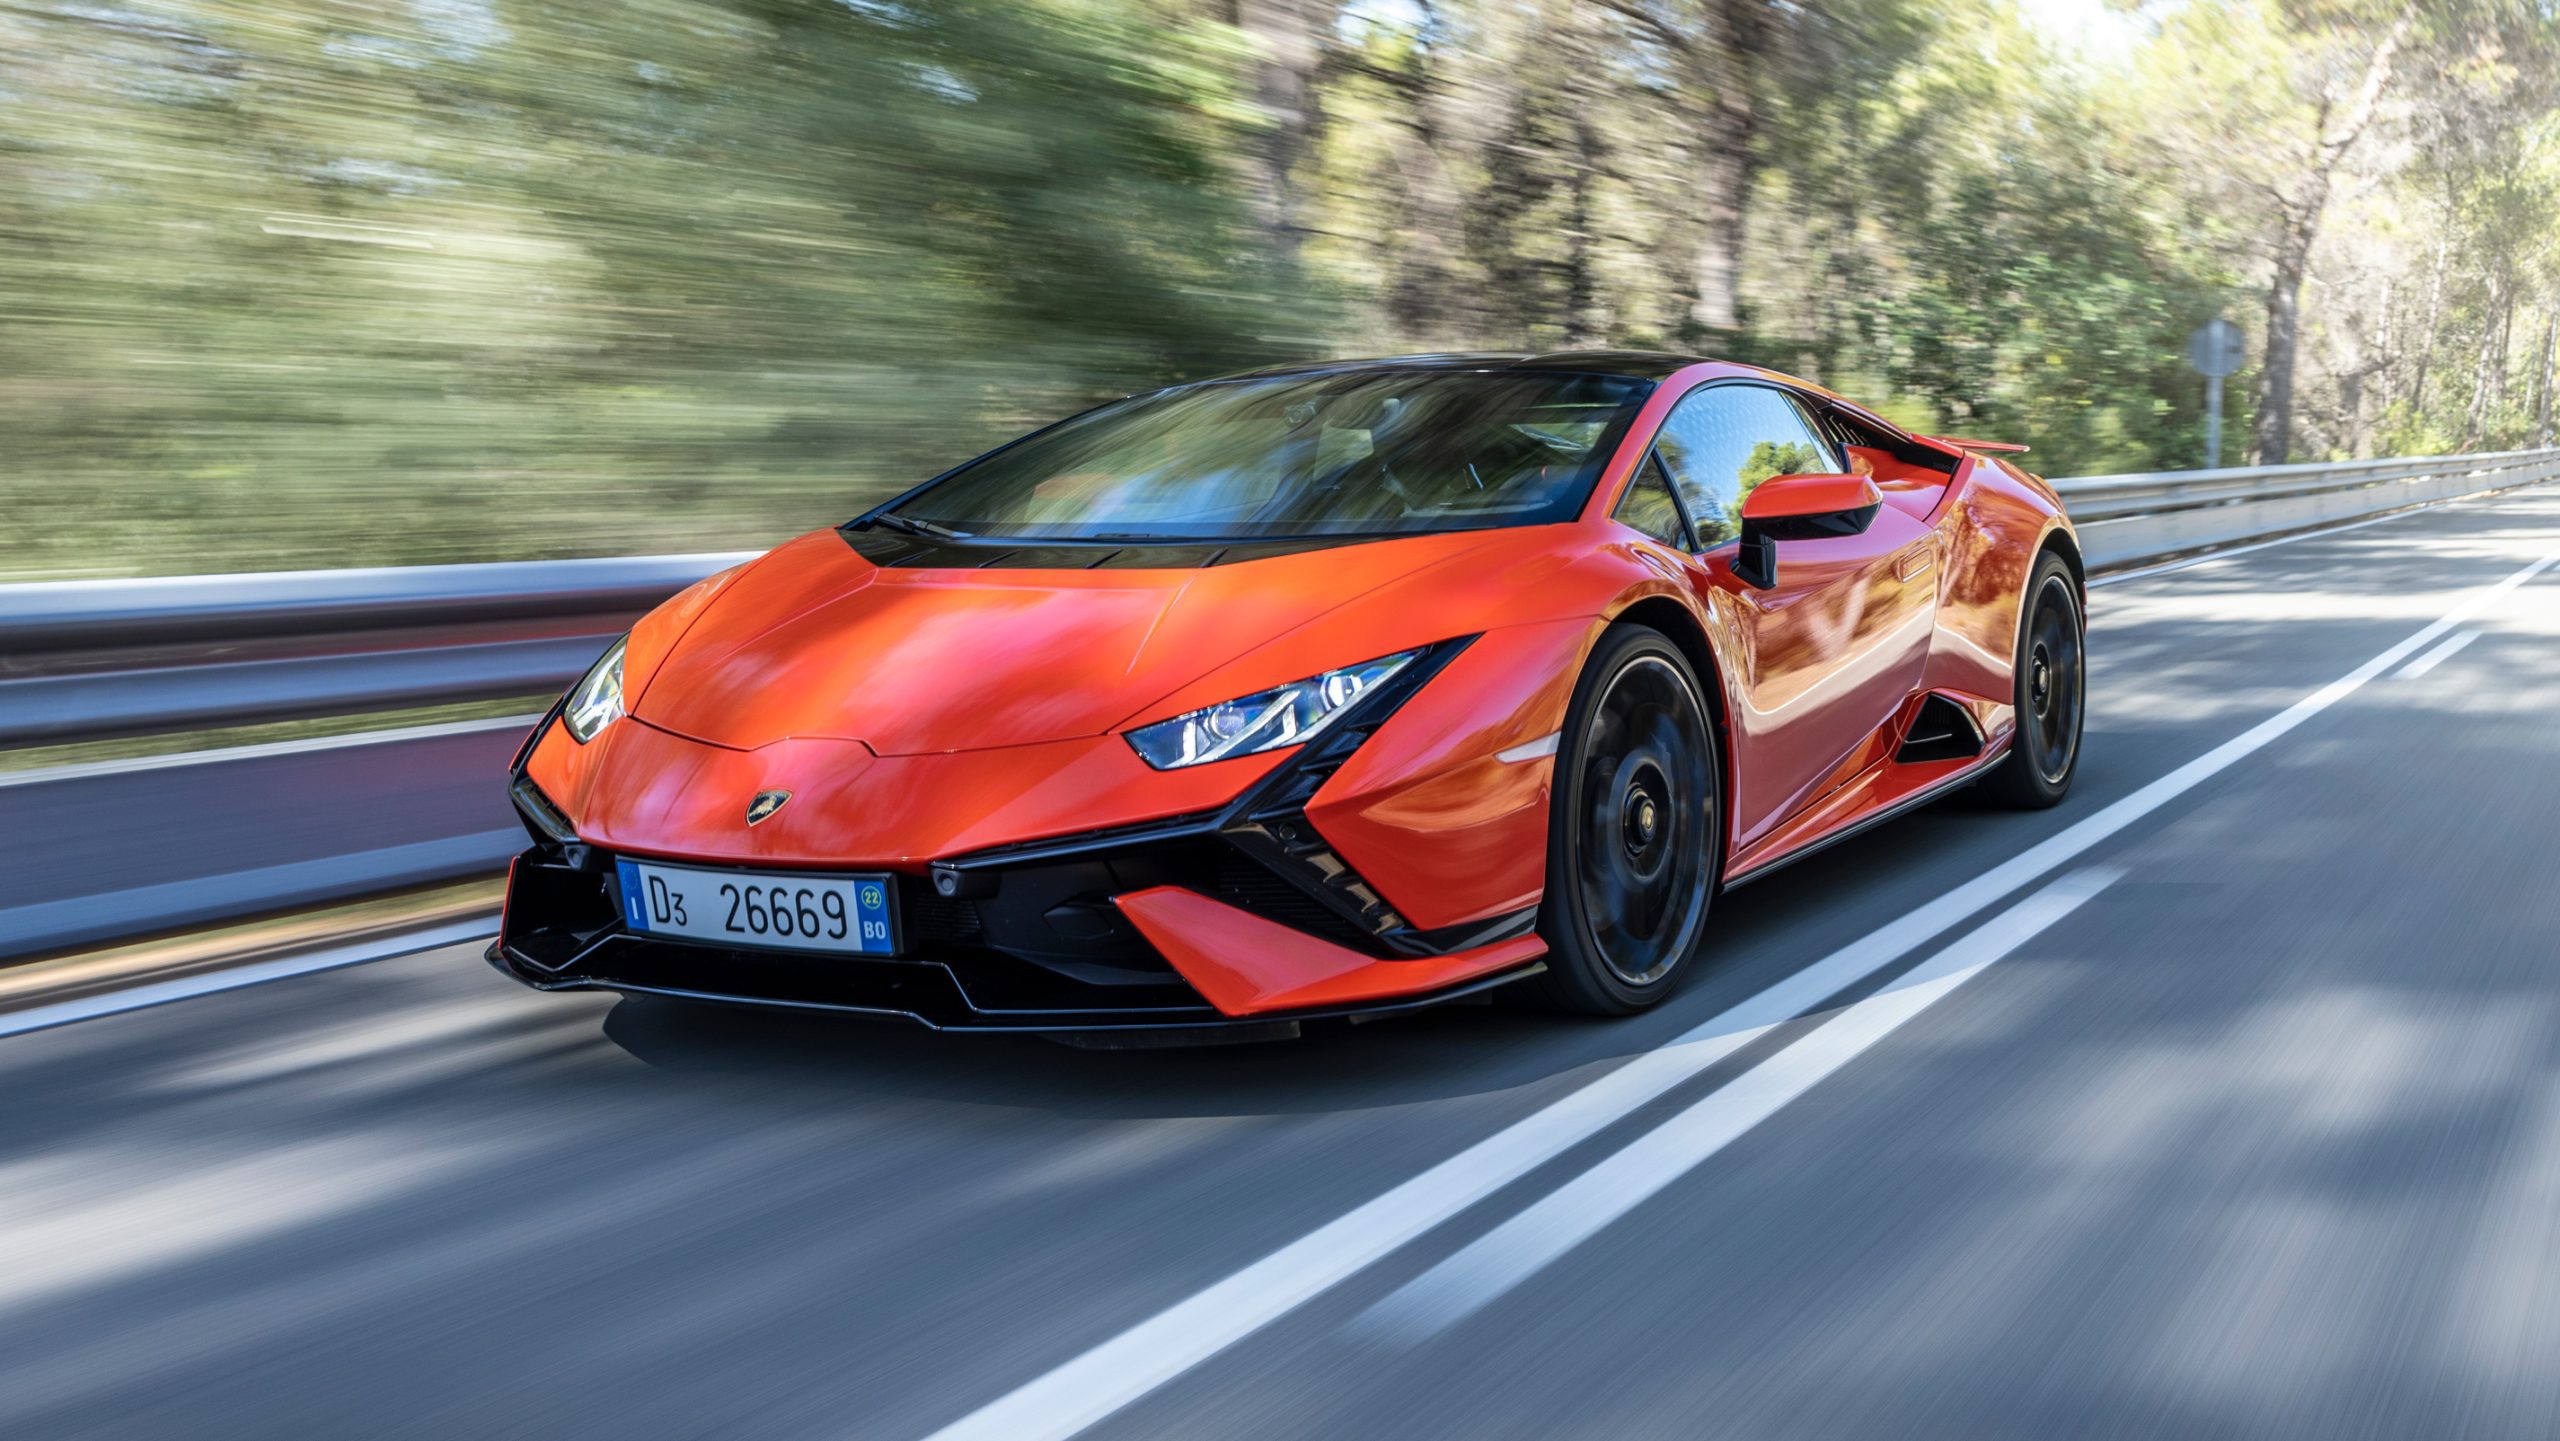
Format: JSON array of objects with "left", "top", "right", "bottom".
[{"left": 616, "top": 859, "right": 649, "bottom": 930}]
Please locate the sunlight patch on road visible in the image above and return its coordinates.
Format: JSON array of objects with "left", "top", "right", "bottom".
[{"left": 0, "top": 1133, "right": 536, "bottom": 1320}]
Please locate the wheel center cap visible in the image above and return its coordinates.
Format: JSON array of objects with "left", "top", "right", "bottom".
[{"left": 1621, "top": 781, "right": 1662, "bottom": 854}]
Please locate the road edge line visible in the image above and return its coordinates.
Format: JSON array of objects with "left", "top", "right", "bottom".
[{"left": 0, "top": 916, "right": 498, "bottom": 1041}]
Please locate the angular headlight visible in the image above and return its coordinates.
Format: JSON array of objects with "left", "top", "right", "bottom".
[
  {"left": 1126, "top": 650, "right": 1420, "bottom": 770},
  {"left": 562, "top": 636, "right": 627, "bottom": 743}
]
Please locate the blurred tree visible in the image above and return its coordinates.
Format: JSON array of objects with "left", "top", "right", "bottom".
[
  {"left": 2138, "top": 0, "right": 2560, "bottom": 461},
  {"left": 0, "top": 0, "right": 1315, "bottom": 574},
  {"left": 3, "top": 0, "right": 2558, "bottom": 578},
  {"left": 2254, "top": 2, "right": 2413, "bottom": 465},
  {"left": 1218, "top": 0, "right": 1345, "bottom": 273},
  {"left": 1587, "top": 0, "right": 1771, "bottom": 340}
]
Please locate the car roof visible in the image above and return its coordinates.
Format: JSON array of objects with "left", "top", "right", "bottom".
[
  {"left": 1204, "top": 350, "right": 1856, "bottom": 404},
  {"left": 1209, "top": 350, "right": 1697, "bottom": 382},
  {"left": 1203, "top": 353, "right": 1720, "bottom": 386}
]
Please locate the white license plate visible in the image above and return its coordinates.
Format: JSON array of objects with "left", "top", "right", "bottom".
[{"left": 614, "top": 859, "right": 898, "bottom": 955}]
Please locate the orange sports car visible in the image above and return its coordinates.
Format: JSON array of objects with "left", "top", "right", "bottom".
[{"left": 492, "top": 353, "right": 2084, "bottom": 1039}]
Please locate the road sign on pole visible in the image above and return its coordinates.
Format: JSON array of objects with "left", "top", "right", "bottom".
[{"left": 2189, "top": 317, "right": 2246, "bottom": 468}]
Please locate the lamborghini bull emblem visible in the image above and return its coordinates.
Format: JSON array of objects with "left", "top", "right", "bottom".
[{"left": 744, "top": 790, "right": 792, "bottom": 826}]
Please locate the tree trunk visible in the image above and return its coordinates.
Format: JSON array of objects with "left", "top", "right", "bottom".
[
  {"left": 2410, "top": 231, "right": 2449, "bottom": 413},
  {"left": 2350, "top": 278, "right": 2391, "bottom": 457},
  {"left": 1592, "top": 0, "right": 1768, "bottom": 342},
  {"left": 1361, "top": 0, "right": 1514, "bottom": 348},
  {"left": 2250, "top": 9, "right": 2411, "bottom": 464},
  {"left": 1562, "top": 112, "right": 1603, "bottom": 346},
  {"left": 2255, "top": 206, "right": 2317, "bottom": 464},
  {"left": 1381, "top": 63, "right": 1468, "bottom": 345},
  {"left": 1549, "top": 2, "right": 1612, "bottom": 347},
  {"left": 1687, "top": 97, "right": 1754, "bottom": 336},
  {"left": 2492, "top": 286, "right": 2515, "bottom": 421},
  {"left": 1223, "top": 0, "right": 1340, "bottom": 268},
  {"left": 2536, "top": 307, "right": 2557, "bottom": 447},
  {"left": 1692, "top": 0, "right": 1774, "bottom": 339},
  {"left": 2464, "top": 278, "right": 2508, "bottom": 449}
]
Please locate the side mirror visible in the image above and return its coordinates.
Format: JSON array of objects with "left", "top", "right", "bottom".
[{"left": 1732, "top": 473, "right": 1883, "bottom": 589}]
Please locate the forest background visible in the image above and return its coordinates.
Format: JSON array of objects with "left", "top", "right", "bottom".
[{"left": 5, "top": 0, "right": 2555, "bottom": 576}]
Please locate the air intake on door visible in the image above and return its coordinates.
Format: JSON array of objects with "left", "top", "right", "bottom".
[{"left": 1895, "top": 694, "right": 1986, "bottom": 764}]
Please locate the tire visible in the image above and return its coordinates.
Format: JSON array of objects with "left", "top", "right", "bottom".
[
  {"left": 1527, "top": 626, "right": 1722, "bottom": 1015},
  {"left": 1979, "top": 551, "right": 2085, "bottom": 809}
]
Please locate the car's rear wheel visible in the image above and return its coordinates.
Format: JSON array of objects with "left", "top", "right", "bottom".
[
  {"left": 1528, "top": 626, "right": 1721, "bottom": 1015},
  {"left": 1979, "top": 552, "right": 2084, "bottom": 809}
]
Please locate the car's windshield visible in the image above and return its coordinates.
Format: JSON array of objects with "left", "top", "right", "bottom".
[{"left": 878, "top": 370, "right": 1652, "bottom": 541}]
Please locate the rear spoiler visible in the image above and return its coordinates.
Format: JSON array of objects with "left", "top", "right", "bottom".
[{"left": 1917, "top": 433, "right": 2030, "bottom": 455}]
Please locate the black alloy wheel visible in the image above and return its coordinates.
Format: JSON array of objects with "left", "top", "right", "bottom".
[
  {"left": 1981, "top": 551, "right": 2085, "bottom": 809},
  {"left": 1530, "top": 626, "right": 1721, "bottom": 1014}
]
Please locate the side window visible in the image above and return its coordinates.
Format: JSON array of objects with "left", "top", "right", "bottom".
[
  {"left": 1650, "top": 385, "right": 1835, "bottom": 546},
  {"left": 1611, "top": 455, "right": 1691, "bottom": 548}
]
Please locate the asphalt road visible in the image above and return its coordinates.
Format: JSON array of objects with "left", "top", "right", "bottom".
[{"left": 4, "top": 486, "right": 2559, "bottom": 1441}]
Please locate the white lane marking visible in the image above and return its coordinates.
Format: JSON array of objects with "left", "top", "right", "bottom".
[
  {"left": 0, "top": 714, "right": 542, "bottom": 789},
  {"left": 0, "top": 918, "right": 497, "bottom": 1041},
  {"left": 2396, "top": 628, "right": 2480, "bottom": 679},
  {"left": 1356, "top": 867, "right": 2122, "bottom": 1341},
  {"left": 915, "top": 541, "right": 2560, "bottom": 1441},
  {"left": 1495, "top": 732, "right": 1561, "bottom": 763}
]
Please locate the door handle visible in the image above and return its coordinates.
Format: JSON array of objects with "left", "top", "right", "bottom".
[{"left": 1896, "top": 544, "right": 1934, "bottom": 582}]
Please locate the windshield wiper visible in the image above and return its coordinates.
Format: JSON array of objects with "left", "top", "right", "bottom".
[{"left": 868, "top": 512, "right": 966, "bottom": 540}]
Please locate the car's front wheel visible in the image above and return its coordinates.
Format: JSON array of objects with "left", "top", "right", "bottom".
[{"left": 1528, "top": 626, "right": 1721, "bottom": 1015}]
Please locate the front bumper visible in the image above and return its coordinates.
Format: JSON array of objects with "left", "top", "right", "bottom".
[
  {"left": 486, "top": 841, "right": 1545, "bottom": 1034},
  {"left": 482, "top": 928, "right": 1538, "bottom": 1037},
  {"left": 492, "top": 636, "right": 1549, "bottom": 1033}
]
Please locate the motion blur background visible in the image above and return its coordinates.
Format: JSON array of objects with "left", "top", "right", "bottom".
[
  {"left": 12, "top": 11, "right": 2560, "bottom": 1437},
  {"left": 5, "top": 0, "right": 2558, "bottom": 582}
]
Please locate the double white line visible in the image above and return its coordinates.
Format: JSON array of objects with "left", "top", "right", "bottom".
[{"left": 921, "top": 543, "right": 2560, "bottom": 1441}]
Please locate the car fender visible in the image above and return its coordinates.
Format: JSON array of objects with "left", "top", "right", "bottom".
[
  {"left": 1918, "top": 457, "right": 2074, "bottom": 747},
  {"left": 1304, "top": 542, "right": 1719, "bottom": 933}
]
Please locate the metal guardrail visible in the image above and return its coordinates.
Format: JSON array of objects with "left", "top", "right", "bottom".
[
  {"left": 2051, "top": 448, "right": 2560, "bottom": 567},
  {"left": 0, "top": 552, "right": 757, "bottom": 748},
  {"left": 5, "top": 449, "right": 2553, "bottom": 751},
  {"left": 0, "top": 447, "right": 2552, "bottom": 960}
]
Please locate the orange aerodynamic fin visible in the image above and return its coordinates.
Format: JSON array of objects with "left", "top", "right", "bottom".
[{"left": 1919, "top": 433, "right": 2031, "bottom": 454}]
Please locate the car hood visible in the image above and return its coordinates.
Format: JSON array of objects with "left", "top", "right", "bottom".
[{"left": 628, "top": 528, "right": 1503, "bottom": 755}]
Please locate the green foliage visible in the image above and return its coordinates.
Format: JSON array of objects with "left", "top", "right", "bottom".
[
  {"left": 1, "top": 0, "right": 2552, "bottom": 578},
  {"left": 1736, "top": 441, "right": 1819, "bottom": 493},
  {"left": 0, "top": 0, "right": 1315, "bottom": 576}
]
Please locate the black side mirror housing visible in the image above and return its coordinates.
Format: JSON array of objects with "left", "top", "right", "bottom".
[{"left": 1731, "top": 473, "right": 1884, "bottom": 589}]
